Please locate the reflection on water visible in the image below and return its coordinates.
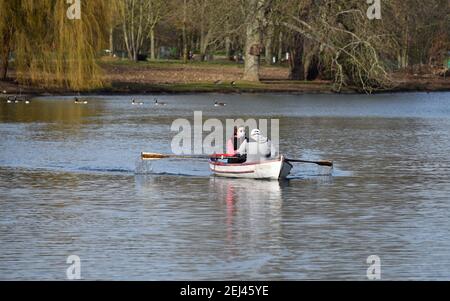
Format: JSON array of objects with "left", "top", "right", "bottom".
[
  {"left": 1, "top": 93, "right": 450, "bottom": 280},
  {"left": 209, "top": 178, "right": 284, "bottom": 248}
]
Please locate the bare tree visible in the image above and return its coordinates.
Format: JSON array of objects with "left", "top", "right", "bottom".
[
  {"left": 147, "top": 0, "right": 168, "bottom": 60},
  {"left": 191, "top": 0, "right": 243, "bottom": 61},
  {"left": 283, "top": 0, "right": 393, "bottom": 92},
  {"left": 119, "top": 0, "right": 153, "bottom": 61}
]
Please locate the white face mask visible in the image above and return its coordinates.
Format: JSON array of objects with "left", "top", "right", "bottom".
[{"left": 237, "top": 128, "right": 245, "bottom": 139}]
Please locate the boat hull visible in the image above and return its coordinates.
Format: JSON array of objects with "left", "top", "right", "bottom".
[{"left": 209, "top": 156, "right": 292, "bottom": 180}]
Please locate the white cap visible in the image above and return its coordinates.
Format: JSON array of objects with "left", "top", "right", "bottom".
[{"left": 251, "top": 129, "right": 260, "bottom": 137}]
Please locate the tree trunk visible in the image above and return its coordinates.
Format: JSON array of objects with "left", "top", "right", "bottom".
[
  {"left": 199, "top": 1, "right": 206, "bottom": 61},
  {"left": 109, "top": 27, "right": 114, "bottom": 56},
  {"left": 264, "top": 22, "right": 274, "bottom": 65},
  {"left": 225, "top": 19, "right": 231, "bottom": 59},
  {"left": 0, "top": 52, "right": 9, "bottom": 80},
  {"left": 150, "top": 27, "right": 156, "bottom": 60},
  {"left": 200, "top": 32, "right": 206, "bottom": 61},
  {"left": 305, "top": 53, "right": 320, "bottom": 80},
  {"left": 225, "top": 36, "right": 231, "bottom": 59},
  {"left": 243, "top": 0, "right": 265, "bottom": 82},
  {"left": 200, "top": 30, "right": 211, "bottom": 61},
  {"left": 287, "top": 2, "right": 315, "bottom": 80},
  {"left": 243, "top": 25, "right": 261, "bottom": 81},
  {"left": 277, "top": 31, "right": 283, "bottom": 62},
  {"left": 122, "top": 2, "right": 140, "bottom": 61},
  {"left": 182, "top": 0, "right": 188, "bottom": 63},
  {"left": 303, "top": 42, "right": 320, "bottom": 80},
  {"left": 288, "top": 32, "right": 304, "bottom": 80},
  {"left": 265, "top": 40, "right": 273, "bottom": 65},
  {"left": 1, "top": 31, "right": 11, "bottom": 80}
]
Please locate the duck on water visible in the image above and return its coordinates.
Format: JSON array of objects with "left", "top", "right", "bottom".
[
  {"left": 214, "top": 100, "right": 226, "bottom": 107},
  {"left": 132, "top": 99, "right": 144, "bottom": 105},
  {"left": 74, "top": 97, "right": 88, "bottom": 104},
  {"left": 6, "top": 95, "right": 30, "bottom": 104}
]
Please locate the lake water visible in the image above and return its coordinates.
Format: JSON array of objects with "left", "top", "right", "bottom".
[{"left": 0, "top": 92, "right": 449, "bottom": 280}]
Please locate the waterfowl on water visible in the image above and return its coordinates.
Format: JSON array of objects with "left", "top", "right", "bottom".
[
  {"left": 132, "top": 99, "right": 144, "bottom": 105},
  {"left": 74, "top": 97, "right": 88, "bottom": 104},
  {"left": 214, "top": 100, "right": 226, "bottom": 107}
]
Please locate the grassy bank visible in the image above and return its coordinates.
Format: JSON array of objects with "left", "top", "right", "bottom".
[{"left": 0, "top": 58, "right": 449, "bottom": 96}]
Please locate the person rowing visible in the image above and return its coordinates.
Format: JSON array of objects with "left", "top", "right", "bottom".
[
  {"left": 237, "top": 129, "right": 274, "bottom": 162},
  {"left": 226, "top": 126, "right": 247, "bottom": 163}
]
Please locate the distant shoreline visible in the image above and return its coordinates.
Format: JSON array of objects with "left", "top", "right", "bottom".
[
  {"left": 1, "top": 83, "right": 449, "bottom": 98},
  {"left": 1, "top": 59, "right": 449, "bottom": 97}
]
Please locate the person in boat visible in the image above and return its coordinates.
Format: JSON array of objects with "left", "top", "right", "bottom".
[
  {"left": 226, "top": 126, "right": 247, "bottom": 163},
  {"left": 226, "top": 127, "right": 245, "bottom": 155},
  {"left": 237, "top": 129, "right": 273, "bottom": 162}
]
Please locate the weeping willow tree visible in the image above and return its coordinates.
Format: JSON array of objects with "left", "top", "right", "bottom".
[
  {"left": 0, "top": 0, "right": 16, "bottom": 80},
  {"left": 0, "top": 0, "right": 114, "bottom": 90}
]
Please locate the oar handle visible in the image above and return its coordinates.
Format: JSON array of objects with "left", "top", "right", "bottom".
[{"left": 286, "top": 158, "right": 333, "bottom": 167}]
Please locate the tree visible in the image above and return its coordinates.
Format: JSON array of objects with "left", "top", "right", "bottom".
[
  {"left": 119, "top": 0, "right": 153, "bottom": 61},
  {"left": 383, "top": 0, "right": 450, "bottom": 68},
  {"left": 0, "top": 0, "right": 15, "bottom": 80},
  {"left": 182, "top": 0, "right": 188, "bottom": 62},
  {"left": 190, "top": 0, "right": 240, "bottom": 61},
  {"left": 148, "top": 0, "right": 168, "bottom": 60},
  {"left": 1, "top": 0, "right": 112, "bottom": 90},
  {"left": 264, "top": 19, "right": 275, "bottom": 65},
  {"left": 283, "top": 0, "right": 393, "bottom": 92},
  {"left": 242, "top": 0, "right": 273, "bottom": 81}
]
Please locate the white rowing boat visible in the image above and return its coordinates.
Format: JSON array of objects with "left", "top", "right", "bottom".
[
  {"left": 141, "top": 152, "right": 331, "bottom": 180},
  {"left": 209, "top": 155, "right": 293, "bottom": 180}
]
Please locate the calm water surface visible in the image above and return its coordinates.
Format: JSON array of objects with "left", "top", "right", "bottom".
[{"left": 0, "top": 93, "right": 449, "bottom": 280}]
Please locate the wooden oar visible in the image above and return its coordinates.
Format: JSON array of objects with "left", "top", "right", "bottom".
[
  {"left": 286, "top": 158, "right": 333, "bottom": 167},
  {"left": 141, "top": 152, "right": 210, "bottom": 160}
]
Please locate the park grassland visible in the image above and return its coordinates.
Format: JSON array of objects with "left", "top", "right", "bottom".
[
  {"left": 0, "top": 57, "right": 449, "bottom": 96},
  {"left": 100, "top": 58, "right": 335, "bottom": 94}
]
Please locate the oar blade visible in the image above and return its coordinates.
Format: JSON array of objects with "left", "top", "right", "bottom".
[
  {"left": 141, "top": 152, "right": 169, "bottom": 160},
  {"left": 317, "top": 160, "right": 333, "bottom": 167}
]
